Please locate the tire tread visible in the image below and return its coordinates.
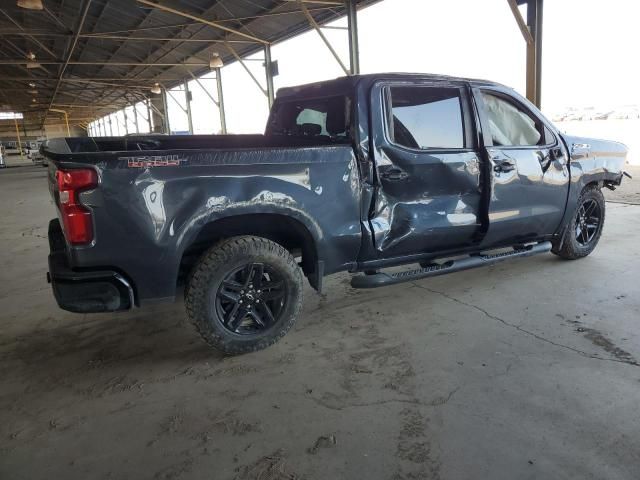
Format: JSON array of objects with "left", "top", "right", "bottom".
[{"left": 185, "top": 236, "right": 303, "bottom": 354}]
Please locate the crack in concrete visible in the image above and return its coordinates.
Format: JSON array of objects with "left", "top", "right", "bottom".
[{"left": 412, "top": 283, "right": 639, "bottom": 368}]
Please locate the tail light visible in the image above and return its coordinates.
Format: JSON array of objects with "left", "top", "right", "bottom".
[{"left": 56, "top": 168, "right": 98, "bottom": 245}]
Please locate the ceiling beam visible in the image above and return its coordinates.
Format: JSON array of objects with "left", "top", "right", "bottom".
[
  {"left": 80, "top": 35, "right": 253, "bottom": 43},
  {"left": 43, "top": 0, "right": 93, "bottom": 127},
  {"left": 0, "top": 77, "right": 186, "bottom": 82},
  {"left": 0, "top": 60, "right": 211, "bottom": 66},
  {"left": 0, "top": 9, "right": 59, "bottom": 59},
  {"left": 0, "top": 6, "right": 333, "bottom": 39},
  {"left": 136, "top": 0, "right": 268, "bottom": 45},
  {"left": 506, "top": 0, "right": 534, "bottom": 44}
]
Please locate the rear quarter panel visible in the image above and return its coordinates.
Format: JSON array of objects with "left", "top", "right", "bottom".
[{"left": 53, "top": 146, "right": 362, "bottom": 303}]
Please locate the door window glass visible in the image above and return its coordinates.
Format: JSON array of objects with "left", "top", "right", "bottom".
[
  {"left": 481, "top": 92, "right": 542, "bottom": 146},
  {"left": 388, "top": 87, "right": 464, "bottom": 149}
]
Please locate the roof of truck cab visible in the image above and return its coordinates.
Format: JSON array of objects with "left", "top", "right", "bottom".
[{"left": 275, "top": 73, "right": 508, "bottom": 99}]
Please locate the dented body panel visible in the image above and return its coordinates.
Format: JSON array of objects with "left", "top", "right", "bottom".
[
  {"left": 47, "top": 143, "right": 361, "bottom": 302},
  {"left": 557, "top": 134, "right": 627, "bottom": 233},
  {"left": 43, "top": 73, "right": 628, "bottom": 310}
]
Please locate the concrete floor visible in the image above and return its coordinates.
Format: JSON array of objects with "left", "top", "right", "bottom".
[{"left": 1, "top": 165, "right": 639, "bottom": 480}]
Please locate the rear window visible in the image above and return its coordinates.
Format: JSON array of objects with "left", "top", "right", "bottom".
[
  {"left": 267, "top": 96, "right": 350, "bottom": 141},
  {"left": 387, "top": 86, "right": 465, "bottom": 150}
]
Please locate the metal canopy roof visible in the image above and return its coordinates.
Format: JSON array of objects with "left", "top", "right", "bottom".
[{"left": 0, "top": 0, "right": 378, "bottom": 129}]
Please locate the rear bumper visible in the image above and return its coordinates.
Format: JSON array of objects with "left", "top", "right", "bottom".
[{"left": 47, "top": 219, "right": 134, "bottom": 313}]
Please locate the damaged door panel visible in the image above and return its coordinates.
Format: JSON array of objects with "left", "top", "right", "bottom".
[
  {"left": 42, "top": 73, "right": 629, "bottom": 354},
  {"left": 473, "top": 88, "right": 570, "bottom": 247},
  {"left": 368, "top": 81, "right": 482, "bottom": 258}
]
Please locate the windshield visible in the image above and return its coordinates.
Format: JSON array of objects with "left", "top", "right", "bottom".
[{"left": 266, "top": 95, "right": 350, "bottom": 142}]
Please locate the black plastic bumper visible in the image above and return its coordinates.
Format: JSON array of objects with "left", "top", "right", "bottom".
[{"left": 47, "top": 219, "right": 134, "bottom": 313}]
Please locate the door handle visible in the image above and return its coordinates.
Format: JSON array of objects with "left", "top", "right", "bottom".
[
  {"left": 493, "top": 159, "right": 516, "bottom": 173},
  {"left": 550, "top": 146, "right": 566, "bottom": 163},
  {"left": 380, "top": 168, "right": 408, "bottom": 181}
]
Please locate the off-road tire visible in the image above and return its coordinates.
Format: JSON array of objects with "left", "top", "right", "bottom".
[
  {"left": 185, "top": 236, "right": 304, "bottom": 355},
  {"left": 552, "top": 184, "right": 605, "bottom": 260}
]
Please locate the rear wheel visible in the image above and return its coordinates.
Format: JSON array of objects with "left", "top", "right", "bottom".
[
  {"left": 185, "top": 236, "right": 303, "bottom": 355},
  {"left": 552, "top": 185, "right": 605, "bottom": 259}
]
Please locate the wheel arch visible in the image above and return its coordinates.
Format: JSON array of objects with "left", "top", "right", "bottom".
[{"left": 178, "top": 213, "right": 321, "bottom": 291}]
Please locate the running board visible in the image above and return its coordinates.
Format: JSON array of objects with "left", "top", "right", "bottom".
[{"left": 350, "top": 241, "right": 552, "bottom": 289}]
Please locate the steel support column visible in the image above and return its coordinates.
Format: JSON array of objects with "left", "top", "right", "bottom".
[
  {"left": 264, "top": 44, "right": 275, "bottom": 107},
  {"left": 533, "top": 0, "right": 543, "bottom": 107},
  {"left": 15, "top": 119, "right": 23, "bottom": 156},
  {"left": 508, "top": 0, "right": 543, "bottom": 108},
  {"left": 108, "top": 115, "right": 113, "bottom": 136},
  {"left": 162, "top": 88, "right": 170, "bottom": 134},
  {"left": 346, "top": 0, "right": 360, "bottom": 75},
  {"left": 216, "top": 68, "right": 227, "bottom": 134},
  {"left": 525, "top": 0, "right": 543, "bottom": 107},
  {"left": 146, "top": 99, "right": 152, "bottom": 132},
  {"left": 132, "top": 104, "right": 139, "bottom": 134},
  {"left": 184, "top": 79, "right": 194, "bottom": 134},
  {"left": 525, "top": 0, "right": 536, "bottom": 106},
  {"left": 123, "top": 108, "right": 129, "bottom": 134}
]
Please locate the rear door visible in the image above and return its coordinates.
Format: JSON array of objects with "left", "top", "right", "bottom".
[
  {"left": 473, "top": 88, "right": 569, "bottom": 247},
  {"left": 368, "top": 80, "right": 482, "bottom": 258}
]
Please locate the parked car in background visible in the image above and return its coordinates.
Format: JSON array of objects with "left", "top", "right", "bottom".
[
  {"left": 30, "top": 149, "right": 46, "bottom": 166},
  {"left": 43, "top": 73, "right": 629, "bottom": 354}
]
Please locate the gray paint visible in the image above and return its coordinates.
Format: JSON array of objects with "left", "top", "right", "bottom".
[{"left": 43, "top": 74, "right": 628, "bottom": 310}]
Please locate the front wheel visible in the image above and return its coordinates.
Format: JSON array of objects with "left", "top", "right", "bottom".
[
  {"left": 185, "top": 236, "right": 304, "bottom": 355},
  {"left": 552, "top": 185, "right": 605, "bottom": 259}
]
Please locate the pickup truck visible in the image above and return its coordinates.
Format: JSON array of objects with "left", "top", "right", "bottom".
[{"left": 44, "top": 73, "right": 628, "bottom": 354}]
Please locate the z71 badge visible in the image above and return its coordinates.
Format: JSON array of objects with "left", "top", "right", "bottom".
[{"left": 124, "top": 155, "right": 187, "bottom": 168}]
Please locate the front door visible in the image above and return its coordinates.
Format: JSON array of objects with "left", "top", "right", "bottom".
[
  {"left": 473, "top": 88, "right": 570, "bottom": 247},
  {"left": 368, "top": 81, "right": 483, "bottom": 258}
]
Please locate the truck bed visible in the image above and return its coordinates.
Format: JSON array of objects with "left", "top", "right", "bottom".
[{"left": 43, "top": 134, "right": 363, "bottom": 304}]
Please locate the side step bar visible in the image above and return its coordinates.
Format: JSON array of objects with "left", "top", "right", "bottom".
[{"left": 351, "top": 241, "right": 552, "bottom": 289}]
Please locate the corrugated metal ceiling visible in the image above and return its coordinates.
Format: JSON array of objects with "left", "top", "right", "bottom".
[{"left": 0, "top": 0, "right": 378, "bottom": 128}]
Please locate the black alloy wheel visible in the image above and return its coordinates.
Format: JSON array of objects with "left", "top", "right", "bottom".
[
  {"left": 575, "top": 198, "right": 602, "bottom": 247},
  {"left": 551, "top": 185, "right": 605, "bottom": 260},
  {"left": 186, "top": 236, "right": 304, "bottom": 354},
  {"left": 214, "top": 262, "right": 286, "bottom": 335}
]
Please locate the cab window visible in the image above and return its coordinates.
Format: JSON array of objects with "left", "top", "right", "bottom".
[
  {"left": 481, "top": 92, "right": 544, "bottom": 147},
  {"left": 387, "top": 86, "right": 465, "bottom": 150}
]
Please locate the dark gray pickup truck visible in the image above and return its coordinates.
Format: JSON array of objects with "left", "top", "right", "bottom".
[{"left": 44, "top": 73, "right": 628, "bottom": 354}]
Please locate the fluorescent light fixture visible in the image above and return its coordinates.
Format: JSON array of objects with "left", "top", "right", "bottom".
[
  {"left": 17, "top": 0, "right": 43, "bottom": 10},
  {"left": 25, "top": 52, "right": 40, "bottom": 69},
  {"left": 209, "top": 53, "right": 223, "bottom": 69},
  {"left": 0, "top": 112, "right": 24, "bottom": 120}
]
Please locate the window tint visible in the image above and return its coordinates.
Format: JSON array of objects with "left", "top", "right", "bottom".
[
  {"left": 388, "top": 87, "right": 464, "bottom": 149},
  {"left": 481, "top": 92, "right": 542, "bottom": 146},
  {"left": 268, "top": 96, "right": 349, "bottom": 140}
]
